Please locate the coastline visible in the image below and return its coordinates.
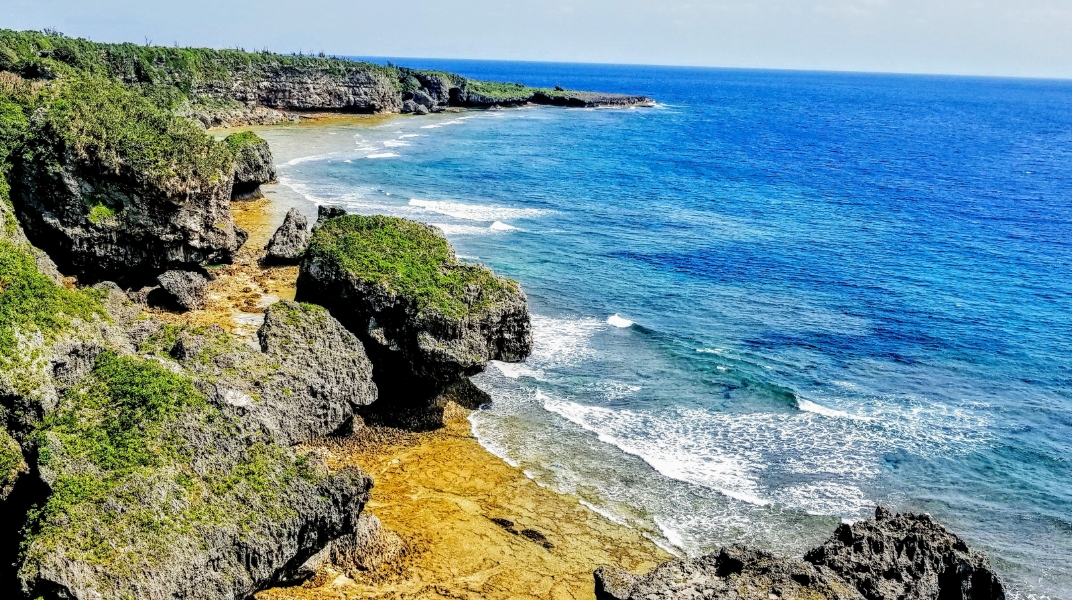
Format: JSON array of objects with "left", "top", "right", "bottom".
[{"left": 214, "top": 190, "right": 670, "bottom": 599}]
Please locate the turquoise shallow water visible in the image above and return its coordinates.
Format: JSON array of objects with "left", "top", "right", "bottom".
[{"left": 257, "top": 62, "right": 1072, "bottom": 598}]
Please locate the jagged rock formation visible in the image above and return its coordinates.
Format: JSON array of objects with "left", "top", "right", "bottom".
[
  {"left": 153, "top": 269, "right": 208, "bottom": 311},
  {"left": 295, "top": 215, "right": 532, "bottom": 426},
  {"left": 595, "top": 508, "right": 1005, "bottom": 600},
  {"left": 1, "top": 197, "right": 377, "bottom": 599},
  {"left": 226, "top": 131, "right": 276, "bottom": 199},
  {"left": 264, "top": 208, "right": 310, "bottom": 263},
  {"left": 806, "top": 507, "right": 1006, "bottom": 600},
  {"left": 595, "top": 545, "right": 863, "bottom": 600}
]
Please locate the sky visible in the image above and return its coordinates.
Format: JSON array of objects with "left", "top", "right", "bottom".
[{"left": 4, "top": 0, "right": 1072, "bottom": 79}]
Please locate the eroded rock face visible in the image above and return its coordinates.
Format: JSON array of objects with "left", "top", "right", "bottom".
[
  {"left": 228, "top": 133, "right": 276, "bottom": 199},
  {"left": 14, "top": 156, "right": 245, "bottom": 284},
  {"left": 152, "top": 301, "right": 377, "bottom": 447},
  {"left": 264, "top": 208, "right": 310, "bottom": 263},
  {"left": 191, "top": 64, "right": 403, "bottom": 114},
  {"left": 294, "top": 216, "right": 532, "bottom": 424},
  {"left": 595, "top": 545, "right": 863, "bottom": 600},
  {"left": 805, "top": 507, "right": 1006, "bottom": 600},
  {"left": 595, "top": 508, "right": 1006, "bottom": 600}
]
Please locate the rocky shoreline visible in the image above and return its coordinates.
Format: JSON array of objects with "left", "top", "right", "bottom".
[{"left": 0, "top": 28, "right": 1007, "bottom": 600}]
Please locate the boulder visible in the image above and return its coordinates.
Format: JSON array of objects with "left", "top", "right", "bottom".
[
  {"left": 226, "top": 131, "right": 276, "bottom": 199},
  {"left": 154, "top": 270, "right": 208, "bottom": 311},
  {"left": 264, "top": 208, "right": 310, "bottom": 263},
  {"left": 316, "top": 204, "right": 347, "bottom": 225},
  {"left": 331, "top": 513, "right": 405, "bottom": 573},
  {"left": 401, "top": 100, "right": 419, "bottom": 114},
  {"left": 805, "top": 507, "right": 1006, "bottom": 600},
  {"left": 295, "top": 215, "right": 531, "bottom": 424},
  {"left": 595, "top": 545, "right": 863, "bottom": 600}
]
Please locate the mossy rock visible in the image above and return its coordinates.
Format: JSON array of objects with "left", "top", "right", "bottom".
[{"left": 296, "top": 215, "right": 531, "bottom": 411}]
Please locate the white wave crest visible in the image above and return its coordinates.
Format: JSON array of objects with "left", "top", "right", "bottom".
[
  {"left": 489, "top": 221, "right": 517, "bottom": 231},
  {"left": 366, "top": 152, "right": 400, "bottom": 159},
  {"left": 409, "top": 198, "right": 550, "bottom": 222},
  {"left": 383, "top": 140, "right": 411, "bottom": 147},
  {"left": 398, "top": 134, "right": 422, "bottom": 139},
  {"left": 607, "top": 314, "right": 633, "bottom": 328}
]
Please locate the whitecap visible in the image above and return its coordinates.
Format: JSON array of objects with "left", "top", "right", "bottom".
[
  {"left": 365, "top": 152, "right": 400, "bottom": 159},
  {"left": 491, "top": 361, "right": 540, "bottom": 380},
  {"left": 409, "top": 198, "right": 550, "bottom": 221},
  {"left": 797, "top": 398, "right": 869, "bottom": 421},
  {"left": 284, "top": 153, "right": 337, "bottom": 166},
  {"left": 528, "top": 315, "right": 603, "bottom": 367},
  {"left": 398, "top": 134, "right": 422, "bottom": 139},
  {"left": 489, "top": 221, "right": 517, "bottom": 231},
  {"left": 383, "top": 140, "right": 411, "bottom": 147},
  {"left": 607, "top": 313, "right": 633, "bottom": 328}
]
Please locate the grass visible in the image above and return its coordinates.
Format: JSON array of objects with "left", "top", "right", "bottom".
[
  {"left": 86, "top": 203, "right": 116, "bottom": 223},
  {"left": 0, "top": 237, "right": 108, "bottom": 372},
  {"left": 304, "top": 215, "right": 518, "bottom": 319},
  {"left": 0, "top": 428, "right": 23, "bottom": 491},
  {"left": 21, "top": 351, "right": 314, "bottom": 578},
  {"left": 28, "top": 76, "right": 234, "bottom": 195}
]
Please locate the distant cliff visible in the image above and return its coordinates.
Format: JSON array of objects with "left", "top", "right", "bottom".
[{"left": 0, "top": 29, "right": 652, "bottom": 128}]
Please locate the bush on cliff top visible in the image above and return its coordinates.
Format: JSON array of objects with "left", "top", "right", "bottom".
[
  {"left": 29, "top": 76, "right": 234, "bottom": 193},
  {"left": 305, "top": 215, "right": 518, "bottom": 319}
]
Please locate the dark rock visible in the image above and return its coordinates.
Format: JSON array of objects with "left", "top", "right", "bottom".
[
  {"left": 596, "top": 545, "right": 863, "bottom": 600},
  {"left": 13, "top": 153, "right": 244, "bottom": 285},
  {"left": 296, "top": 216, "right": 532, "bottom": 427},
  {"left": 264, "top": 208, "right": 310, "bottom": 263},
  {"left": 805, "top": 507, "right": 1006, "bottom": 600},
  {"left": 154, "top": 270, "right": 208, "bottom": 311},
  {"left": 401, "top": 100, "right": 419, "bottom": 114},
  {"left": 316, "top": 205, "right": 347, "bottom": 225},
  {"left": 411, "top": 89, "right": 435, "bottom": 108},
  {"left": 227, "top": 132, "right": 276, "bottom": 199}
]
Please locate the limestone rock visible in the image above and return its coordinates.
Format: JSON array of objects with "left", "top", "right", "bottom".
[
  {"left": 154, "top": 270, "right": 208, "bottom": 311},
  {"left": 153, "top": 301, "right": 377, "bottom": 447},
  {"left": 805, "top": 507, "right": 1006, "bottom": 600},
  {"left": 596, "top": 545, "right": 863, "bottom": 600},
  {"left": 14, "top": 153, "right": 244, "bottom": 285},
  {"left": 264, "top": 208, "right": 310, "bottom": 263},
  {"left": 295, "top": 215, "right": 532, "bottom": 424},
  {"left": 226, "top": 132, "right": 276, "bottom": 199},
  {"left": 316, "top": 205, "right": 347, "bottom": 225},
  {"left": 331, "top": 513, "right": 405, "bottom": 574}
]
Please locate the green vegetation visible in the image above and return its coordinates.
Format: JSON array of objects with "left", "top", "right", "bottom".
[
  {"left": 306, "top": 215, "right": 518, "bottom": 318},
  {"left": 0, "top": 428, "right": 24, "bottom": 493},
  {"left": 268, "top": 300, "right": 328, "bottom": 328},
  {"left": 29, "top": 76, "right": 233, "bottom": 194},
  {"left": 223, "top": 130, "right": 263, "bottom": 152},
  {"left": 21, "top": 351, "right": 313, "bottom": 576},
  {"left": 86, "top": 203, "right": 116, "bottom": 223},
  {"left": 0, "top": 237, "right": 108, "bottom": 371}
]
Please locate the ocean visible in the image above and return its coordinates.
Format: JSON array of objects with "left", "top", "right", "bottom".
[{"left": 254, "top": 60, "right": 1072, "bottom": 598}]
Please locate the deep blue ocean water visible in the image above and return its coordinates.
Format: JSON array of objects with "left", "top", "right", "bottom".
[{"left": 257, "top": 61, "right": 1072, "bottom": 598}]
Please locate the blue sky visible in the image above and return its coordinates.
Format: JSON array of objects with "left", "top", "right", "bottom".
[{"left": 5, "top": 0, "right": 1071, "bottom": 78}]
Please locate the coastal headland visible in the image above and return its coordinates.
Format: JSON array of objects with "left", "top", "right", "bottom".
[{"left": 0, "top": 29, "right": 1005, "bottom": 600}]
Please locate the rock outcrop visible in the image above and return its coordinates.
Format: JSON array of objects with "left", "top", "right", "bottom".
[
  {"left": 596, "top": 545, "right": 863, "bottom": 600},
  {"left": 595, "top": 508, "right": 1006, "bottom": 600},
  {"left": 153, "top": 269, "right": 208, "bottom": 311},
  {"left": 1, "top": 198, "right": 377, "bottom": 599},
  {"left": 295, "top": 215, "right": 531, "bottom": 426},
  {"left": 805, "top": 507, "right": 1006, "bottom": 600},
  {"left": 226, "top": 131, "right": 276, "bottom": 200},
  {"left": 264, "top": 208, "right": 310, "bottom": 263}
]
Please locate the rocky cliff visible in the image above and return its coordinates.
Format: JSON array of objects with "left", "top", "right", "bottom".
[
  {"left": 0, "top": 194, "right": 377, "bottom": 599},
  {"left": 295, "top": 215, "right": 532, "bottom": 427},
  {"left": 595, "top": 508, "right": 1005, "bottom": 600}
]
